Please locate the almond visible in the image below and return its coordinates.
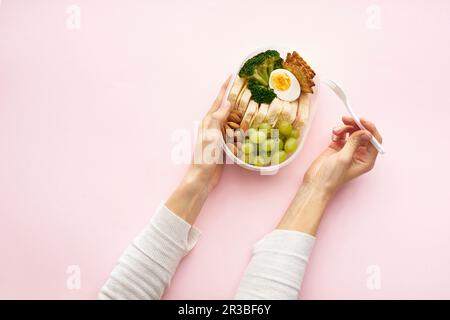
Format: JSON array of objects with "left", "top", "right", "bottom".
[
  {"left": 228, "top": 112, "right": 241, "bottom": 123},
  {"left": 231, "top": 110, "right": 243, "bottom": 118},
  {"left": 227, "top": 121, "right": 240, "bottom": 129}
]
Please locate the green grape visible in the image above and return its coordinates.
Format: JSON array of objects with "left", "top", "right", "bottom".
[
  {"left": 258, "top": 123, "right": 271, "bottom": 137},
  {"left": 277, "top": 139, "right": 284, "bottom": 150},
  {"left": 241, "top": 142, "right": 254, "bottom": 154},
  {"left": 272, "top": 150, "right": 287, "bottom": 164},
  {"left": 261, "top": 139, "right": 276, "bottom": 152},
  {"left": 290, "top": 128, "right": 300, "bottom": 139},
  {"left": 278, "top": 120, "right": 292, "bottom": 137},
  {"left": 249, "top": 130, "right": 267, "bottom": 144},
  {"left": 247, "top": 128, "right": 257, "bottom": 139},
  {"left": 284, "top": 137, "right": 298, "bottom": 153},
  {"left": 254, "top": 155, "right": 269, "bottom": 167},
  {"left": 240, "top": 152, "right": 257, "bottom": 164},
  {"left": 248, "top": 153, "right": 258, "bottom": 165}
]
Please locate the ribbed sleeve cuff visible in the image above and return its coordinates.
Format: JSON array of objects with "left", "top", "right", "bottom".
[
  {"left": 150, "top": 203, "right": 201, "bottom": 251},
  {"left": 235, "top": 229, "right": 315, "bottom": 300},
  {"left": 254, "top": 229, "right": 315, "bottom": 257}
]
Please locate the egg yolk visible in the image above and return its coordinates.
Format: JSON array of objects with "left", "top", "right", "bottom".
[{"left": 272, "top": 72, "right": 291, "bottom": 91}]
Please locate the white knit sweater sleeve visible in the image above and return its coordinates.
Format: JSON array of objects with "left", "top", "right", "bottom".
[
  {"left": 235, "top": 230, "right": 315, "bottom": 300},
  {"left": 98, "top": 204, "right": 201, "bottom": 300},
  {"left": 99, "top": 205, "right": 315, "bottom": 300}
]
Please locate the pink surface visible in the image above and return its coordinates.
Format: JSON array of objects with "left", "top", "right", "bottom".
[{"left": 1, "top": 0, "right": 449, "bottom": 299}]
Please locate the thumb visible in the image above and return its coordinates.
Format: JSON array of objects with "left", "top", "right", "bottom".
[
  {"left": 341, "top": 130, "right": 372, "bottom": 160},
  {"left": 213, "top": 100, "right": 232, "bottom": 121}
]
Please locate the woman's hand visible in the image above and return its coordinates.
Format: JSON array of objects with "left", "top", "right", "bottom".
[
  {"left": 189, "top": 76, "right": 232, "bottom": 192},
  {"left": 278, "top": 117, "right": 382, "bottom": 235},
  {"left": 304, "top": 116, "right": 382, "bottom": 196},
  {"left": 165, "top": 77, "right": 231, "bottom": 224}
]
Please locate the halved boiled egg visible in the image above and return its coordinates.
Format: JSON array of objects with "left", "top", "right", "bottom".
[{"left": 269, "top": 69, "right": 301, "bottom": 102}]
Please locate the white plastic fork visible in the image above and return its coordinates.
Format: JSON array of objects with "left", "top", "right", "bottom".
[{"left": 323, "top": 79, "right": 385, "bottom": 154}]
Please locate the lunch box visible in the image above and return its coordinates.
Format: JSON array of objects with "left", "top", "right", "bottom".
[{"left": 221, "top": 46, "right": 320, "bottom": 174}]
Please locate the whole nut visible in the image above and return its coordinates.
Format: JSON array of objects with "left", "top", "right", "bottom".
[
  {"left": 231, "top": 110, "right": 243, "bottom": 118},
  {"left": 227, "top": 121, "right": 240, "bottom": 129},
  {"left": 228, "top": 113, "right": 241, "bottom": 123},
  {"left": 226, "top": 143, "right": 238, "bottom": 156}
]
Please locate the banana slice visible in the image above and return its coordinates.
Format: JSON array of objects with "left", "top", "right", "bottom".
[
  {"left": 240, "top": 100, "right": 258, "bottom": 132},
  {"left": 265, "top": 98, "right": 283, "bottom": 126}
]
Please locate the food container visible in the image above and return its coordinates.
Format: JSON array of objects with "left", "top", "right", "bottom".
[{"left": 221, "top": 46, "right": 320, "bottom": 174}]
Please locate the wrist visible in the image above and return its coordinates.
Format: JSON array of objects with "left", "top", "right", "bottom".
[
  {"left": 301, "top": 181, "right": 335, "bottom": 204},
  {"left": 277, "top": 182, "right": 334, "bottom": 235},
  {"left": 184, "top": 165, "right": 212, "bottom": 194},
  {"left": 165, "top": 166, "right": 210, "bottom": 225}
]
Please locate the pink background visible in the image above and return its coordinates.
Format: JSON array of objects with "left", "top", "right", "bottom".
[{"left": 1, "top": 0, "right": 449, "bottom": 299}]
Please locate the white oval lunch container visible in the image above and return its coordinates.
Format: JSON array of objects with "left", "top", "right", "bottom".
[{"left": 221, "top": 46, "right": 320, "bottom": 174}]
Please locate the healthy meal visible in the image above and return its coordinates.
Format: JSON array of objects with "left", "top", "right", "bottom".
[{"left": 223, "top": 50, "right": 316, "bottom": 167}]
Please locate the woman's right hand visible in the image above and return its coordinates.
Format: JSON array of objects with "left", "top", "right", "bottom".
[{"left": 303, "top": 116, "right": 383, "bottom": 196}]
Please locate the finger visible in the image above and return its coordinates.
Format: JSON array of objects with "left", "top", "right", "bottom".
[
  {"left": 360, "top": 118, "right": 382, "bottom": 143},
  {"left": 342, "top": 116, "right": 382, "bottom": 144},
  {"left": 329, "top": 137, "right": 346, "bottom": 151},
  {"left": 340, "top": 130, "right": 372, "bottom": 161},
  {"left": 213, "top": 100, "right": 232, "bottom": 121},
  {"left": 342, "top": 115, "right": 357, "bottom": 126},
  {"left": 331, "top": 125, "right": 359, "bottom": 145},
  {"left": 332, "top": 124, "right": 358, "bottom": 137},
  {"left": 209, "top": 75, "right": 232, "bottom": 114},
  {"left": 330, "top": 126, "right": 354, "bottom": 151}
]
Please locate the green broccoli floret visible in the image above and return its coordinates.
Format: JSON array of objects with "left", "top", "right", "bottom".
[
  {"left": 239, "top": 50, "right": 283, "bottom": 87},
  {"left": 248, "top": 80, "right": 277, "bottom": 104}
]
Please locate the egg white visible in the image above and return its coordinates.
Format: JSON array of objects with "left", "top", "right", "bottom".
[{"left": 269, "top": 69, "right": 301, "bottom": 102}]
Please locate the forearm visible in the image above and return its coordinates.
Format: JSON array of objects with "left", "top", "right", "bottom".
[
  {"left": 236, "top": 182, "right": 332, "bottom": 300},
  {"left": 277, "top": 182, "right": 333, "bottom": 235},
  {"left": 165, "top": 165, "right": 211, "bottom": 225}
]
